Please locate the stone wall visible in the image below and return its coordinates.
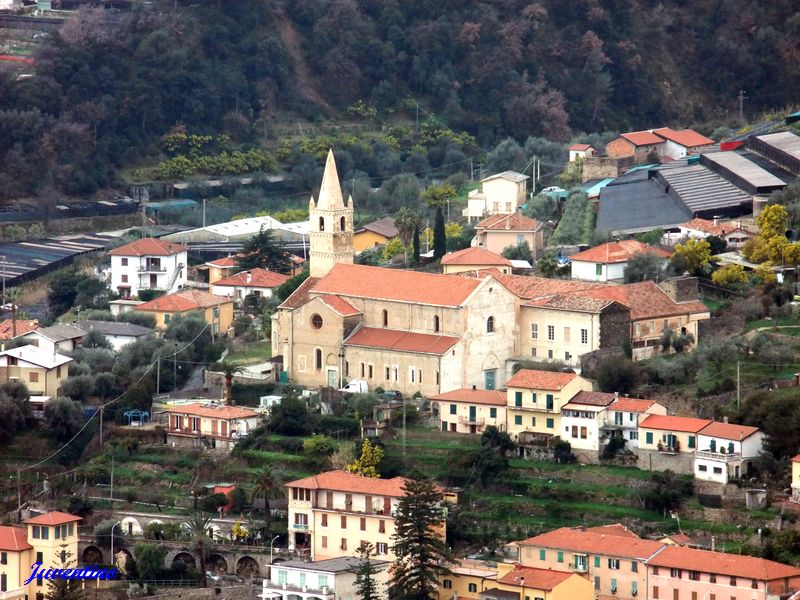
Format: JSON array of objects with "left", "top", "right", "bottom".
[
  {"left": 636, "top": 448, "right": 695, "bottom": 474},
  {"left": 582, "top": 156, "right": 635, "bottom": 181},
  {"left": 140, "top": 583, "right": 254, "bottom": 600},
  {"left": 658, "top": 277, "right": 700, "bottom": 303}
]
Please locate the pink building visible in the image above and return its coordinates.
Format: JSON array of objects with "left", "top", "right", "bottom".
[{"left": 647, "top": 545, "right": 800, "bottom": 600}]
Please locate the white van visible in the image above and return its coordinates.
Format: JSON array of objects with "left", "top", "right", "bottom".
[{"left": 339, "top": 380, "right": 368, "bottom": 394}]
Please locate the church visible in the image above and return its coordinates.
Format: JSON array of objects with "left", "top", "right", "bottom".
[{"left": 271, "top": 150, "right": 519, "bottom": 396}]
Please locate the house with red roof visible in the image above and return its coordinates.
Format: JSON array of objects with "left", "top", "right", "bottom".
[
  {"left": 484, "top": 563, "right": 592, "bottom": 600},
  {"left": 603, "top": 396, "right": 668, "bottom": 450},
  {"left": 463, "top": 171, "right": 530, "bottom": 223},
  {"left": 136, "top": 288, "right": 234, "bottom": 333},
  {"left": 568, "top": 143, "right": 597, "bottom": 162},
  {"left": 163, "top": 402, "right": 260, "bottom": 452},
  {"left": 441, "top": 247, "right": 512, "bottom": 276},
  {"left": 677, "top": 217, "right": 752, "bottom": 249},
  {"left": 204, "top": 255, "right": 240, "bottom": 285},
  {"left": 694, "top": 420, "right": 765, "bottom": 483},
  {"left": 429, "top": 387, "right": 507, "bottom": 435},
  {"left": 652, "top": 127, "right": 716, "bottom": 159},
  {"left": 606, "top": 130, "right": 666, "bottom": 164},
  {"left": 569, "top": 240, "right": 670, "bottom": 282},
  {"left": 210, "top": 267, "right": 290, "bottom": 301},
  {"left": 109, "top": 237, "right": 188, "bottom": 299},
  {"left": 474, "top": 213, "right": 544, "bottom": 260}
]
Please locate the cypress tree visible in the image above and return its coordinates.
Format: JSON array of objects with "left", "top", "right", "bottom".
[{"left": 433, "top": 207, "right": 446, "bottom": 260}]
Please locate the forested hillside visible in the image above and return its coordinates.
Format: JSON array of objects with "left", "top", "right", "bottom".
[{"left": 0, "top": 0, "right": 798, "bottom": 201}]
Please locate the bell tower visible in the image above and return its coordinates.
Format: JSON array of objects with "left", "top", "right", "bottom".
[{"left": 308, "top": 149, "right": 354, "bottom": 278}]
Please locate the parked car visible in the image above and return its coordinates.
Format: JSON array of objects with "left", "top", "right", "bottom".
[
  {"left": 380, "top": 390, "right": 403, "bottom": 401},
  {"left": 340, "top": 379, "right": 368, "bottom": 394}
]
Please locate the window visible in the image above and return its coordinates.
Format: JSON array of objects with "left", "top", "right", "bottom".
[
  {"left": 514, "top": 415, "right": 522, "bottom": 425},
  {"left": 563, "top": 327, "right": 570, "bottom": 343},
  {"left": 121, "top": 258, "right": 128, "bottom": 266},
  {"left": 321, "top": 514, "right": 327, "bottom": 527},
  {"left": 546, "top": 418, "right": 554, "bottom": 429},
  {"left": 434, "top": 315, "right": 440, "bottom": 333},
  {"left": 450, "top": 404, "right": 457, "bottom": 415},
  {"left": 557, "top": 551, "right": 564, "bottom": 563},
  {"left": 319, "top": 217, "right": 325, "bottom": 231},
  {"left": 368, "top": 364, "right": 373, "bottom": 379},
  {"left": 277, "top": 570, "right": 287, "bottom": 585},
  {"left": 596, "top": 263, "right": 603, "bottom": 277},
  {"left": 379, "top": 520, "right": 385, "bottom": 533},
  {"left": 531, "top": 392, "right": 537, "bottom": 404},
  {"left": 672, "top": 590, "right": 679, "bottom": 600},
  {"left": 608, "top": 558, "right": 620, "bottom": 570},
  {"left": 341, "top": 516, "right": 347, "bottom": 528},
  {"left": 385, "top": 367, "right": 390, "bottom": 380},
  {"left": 340, "top": 216, "right": 346, "bottom": 231},
  {"left": 0, "top": 552, "right": 6, "bottom": 565},
  {"left": 319, "top": 575, "right": 329, "bottom": 589},
  {"left": 340, "top": 538, "right": 347, "bottom": 551},
  {"left": 490, "top": 407, "right": 497, "bottom": 418},
  {"left": 1, "top": 573, "right": 5, "bottom": 593},
  {"left": 580, "top": 427, "right": 587, "bottom": 439},
  {"left": 377, "top": 542, "right": 388, "bottom": 554},
  {"left": 729, "top": 577, "right": 736, "bottom": 586},
  {"left": 594, "top": 556, "right": 600, "bottom": 568},
  {"left": 581, "top": 328, "right": 588, "bottom": 344},
  {"left": 392, "top": 366, "right": 398, "bottom": 382},
  {"left": 315, "top": 348, "right": 322, "bottom": 370},
  {"left": 515, "top": 391, "right": 522, "bottom": 407},
  {"left": 547, "top": 349, "right": 553, "bottom": 359},
  {"left": 121, "top": 274, "right": 128, "bottom": 283},
  {"left": 68, "top": 523, "right": 73, "bottom": 536},
  {"left": 688, "top": 436, "right": 695, "bottom": 449},
  {"left": 611, "top": 578, "right": 617, "bottom": 593},
  {"left": 486, "top": 316, "right": 495, "bottom": 333},
  {"left": 382, "top": 309, "right": 388, "bottom": 327},
  {"left": 468, "top": 583, "right": 478, "bottom": 593},
  {"left": 635, "top": 322, "right": 642, "bottom": 336},
  {"left": 164, "top": 314, "right": 171, "bottom": 324},
  {"left": 631, "top": 561, "right": 638, "bottom": 572},
  {"left": 443, "top": 580, "right": 452, "bottom": 589},
  {"left": 670, "top": 569, "right": 681, "bottom": 578},
  {"left": 29, "top": 372, "right": 39, "bottom": 383},
  {"left": 713, "top": 467, "right": 723, "bottom": 474},
  {"left": 531, "top": 347, "right": 537, "bottom": 357},
  {"left": 57, "top": 366, "right": 61, "bottom": 378},
  {"left": 632, "top": 581, "right": 638, "bottom": 596},
  {"left": 539, "top": 549, "right": 546, "bottom": 560},
  {"left": 646, "top": 432, "right": 653, "bottom": 444},
  {"left": 653, "top": 586, "right": 659, "bottom": 599},
  {"left": 565, "top": 352, "right": 571, "bottom": 363},
  {"left": 360, "top": 363, "right": 365, "bottom": 378},
  {"left": 546, "top": 394, "right": 554, "bottom": 410},
  {"left": 689, "top": 571, "right": 700, "bottom": 581},
  {"left": 594, "top": 576, "right": 600, "bottom": 590},
  {"left": 751, "top": 580, "right": 758, "bottom": 589},
  {"left": 311, "top": 314, "right": 323, "bottom": 329},
  {"left": 547, "top": 325, "right": 555, "bottom": 340},
  {"left": 531, "top": 323, "right": 538, "bottom": 339},
  {"left": 409, "top": 367, "right": 416, "bottom": 383},
  {"left": 531, "top": 417, "right": 536, "bottom": 426},
  {"left": 41, "top": 527, "right": 48, "bottom": 540},
  {"left": 360, "top": 517, "right": 366, "bottom": 531},
  {"left": 709, "top": 574, "right": 716, "bottom": 583},
  {"left": 321, "top": 536, "right": 327, "bottom": 548}
]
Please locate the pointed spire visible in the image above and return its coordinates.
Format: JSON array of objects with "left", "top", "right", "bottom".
[{"left": 315, "top": 149, "right": 345, "bottom": 211}]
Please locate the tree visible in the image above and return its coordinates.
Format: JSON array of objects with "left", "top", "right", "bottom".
[
  {"left": 347, "top": 438, "right": 383, "bottom": 478},
  {"left": 389, "top": 477, "right": 454, "bottom": 600},
  {"left": 251, "top": 466, "right": 283, "bottom": 537},
  {"left": 596, "top": 355, "right": 638, "bottom": 394},
  {"left": 382, "top": 237, "right": 405, "bottom": 263},
  {"left": 412, "top": 226, "right": 421, "bottom": 265},
  {"left": 394, "top": 207, "right": 418, "bottom": 265},
  {"left": 303, "top": 434, "right": 338, "bottom": 462},
  {"left": 536, "top": 252, "right": 565, "bottom": 278},
  {"left": 670, "top": 238, "right": 713, "bottom": 276},
  {"left": 696, "top": 338, "right": 740, "bottom": 376},
  {"left": 202, "top": 493, "right": 228, "bottom": 514},
  {"left": 642, "top": 470, "right": 693, "bottom": 515},
  {"left": 433, "top": 207, "right": 446, "bottom": 260},
  {"left": 133, "top": 543, "right": 167, "bottom": 582},
  {"left": 45, "top": 398, "right": 85, "bottom": 443},
  {"left": 47, "top": 269, "right": 86, "bottom": 317},
  {"left": 501, "top": 243, "right": 533, "bottom": 263},
  {"left": 3, "top": 287, "right": 20, "bottom": 338},
  {"left": 711, "top": 264, "right": 748, "bottom": 287},
  {"left": 480, "top": 426, "right": 515, "bottom": 455},
  {"left": 61, "top": 375, "right": 95, "bottom": 402},
  {"left": 45, "top": 544, "right": 85, "bottom": 600},
  {"left": 81, "top": 328, "right": 113, "bottom": 349},
  {"left": 624, "top": 252, "right": 668, "bottom": 283},
  {"left": 213, "top": 361, "right": 243, "bottom": 406},
  {"left": 268, "top": 395, "right": 312, "bottom": 436},
  {"left": 74, "top": 276, "right": 109, "bottom": 310},
  {"left": 350, "top": 542, "right": 384, "bottom": 600},
  {"left": 705, "top": 235, "right": 728, "bottom": 255},
  {"left": 184, "top": 512, "right": 213, "bottom": 588},
  {"left": 237, "top": 226, "right": 292, "bottom": 273},
  {"left": 422, "top": 183, "right": 456, "bottom": 208}
]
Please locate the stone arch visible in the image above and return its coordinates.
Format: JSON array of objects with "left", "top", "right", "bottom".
[
  {"left": 325, "top": 352, "right": 338, "bottom": 366},
  {"left": 207, "top": 553, "right": 228, "bottom": 575},
  {"left": 236, "top": 556, "right": 260, "bottom": 578},
  {"left": 271, "top": 557, "right": 287, "bottom": 565},
  {"left": 82, "top": 545, "right": 104, "bottom": 565},
  {"left": 481, "top": 352, "right": 499, "bottom": 371},
  {"left": 171, "top": 552, "right": 196, "bottom": 570},
  {"left": 121, "top": 516, "right": 142, "bottom": 536},
  {"left": 113, "top": 548, "right": 133, "bottom": 572}
]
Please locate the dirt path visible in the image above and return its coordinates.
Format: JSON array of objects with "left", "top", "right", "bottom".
[{"left": 272, "top": 8, "right": 333, "bottom": 114}]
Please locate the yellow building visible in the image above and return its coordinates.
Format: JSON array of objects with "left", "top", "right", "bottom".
[
  {"left": 429, "top": 388, "right": 507, "bottom": 435},
  {"left": 135, "top": 289, "right": 234, "bottom": 334},
  {"left": 439, "top": 559, "right": 497, "bottom": 600},
  {"left": 0, "top": 345, "right": 72, "bottom": 398},
  {"left": 204, "top": 256, "right": 239, "bottom": 285},
  {"left": 0, "top": 511, "right": 82, "bottom": 600},
  {"left": 505, "top": 369, "right": 593, "bottom": 454},
  {"left": 353, "top": 217, "right": 398, "bottom": 253},
  {"left": 285, "top": 470, "right": 446, "bottom": 562},
  {"left": 488, "top": 563, "right": 593, "bottom": 600},
  {"left": 792, "top": 455, "right": 800, "bottom": 501},
  {"left": 441, "top": 247, "right": 512, "bottom": 276},
  {"left": 637, "top": 414, "right": 711, "bottom": 454}
]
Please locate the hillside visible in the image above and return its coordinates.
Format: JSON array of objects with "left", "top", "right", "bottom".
[{"left": 0, "top": 0, "right": 798, "bottom": 202}]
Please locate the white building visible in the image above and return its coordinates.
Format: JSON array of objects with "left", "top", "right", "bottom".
[
  {"left": 568, "top": 143, "right": 596, "bottom": 162},
  {"left": 652, "top": 128, "right": 715, "bottom": 159},
  {"left": 673, "top": 218, "right": 752, "bottom": 250},
  {"left": 462, "top": 171, "right": 529, "bottom": 223},
  {"left": 560, "top": 391, "right": 616, "bottom": 454},
  {"left": 600, "top": 397, "right": 668, "bottom": 450},
  {"left": 109, "top": 238, "right": 188, "bottom": 299},
  {"left": 210, "top": 268, "right": 290, "bottom": 301},
  {"left": 260, "top": 557, "right": 390, "bottom": 600},
  {"left": 23, "top": 324, "right": 84, "bottom": 355},
  {"left": 72, "top": 320, "right": 154, "bottom": 352},
  {"left": 694, "top": 421, "right": 765, "bottom": 484},
  {"left": 569, "top": 240, "right": 670, "bottom": 282}
]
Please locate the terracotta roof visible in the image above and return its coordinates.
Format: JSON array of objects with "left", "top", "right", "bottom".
[
  {"left": 213, "top": 268, "right": 290, "bottom": 289},
  {"left": 575, "top": 281, "right": 709, "bottom": 320},
  {"left": 357, "top": 216, "right": 398, "bottom": 239},
  {"left": 699, "top": 421, "right": 760, "bottom": 441},
  {"left": 516, "top": 526, "right": 664, "bottom": 560},
  {"left": 205, "top": 256, "right": 239, "bottom": 268},
  {"left": 0, "top": 318, "right": 39, "bottom": 340},
  {"left": 24, "top": 511, "right": 81, "bottom": 526},
  {"left": 442, "top": 247, "right": 512, "bottom": 266},
  {"left": 312, "top": 263, "right": 483, "bottom": 307},
  {"left": 498, "top": 565, "right": 574, "bottom": 590},
  {"left": 136, "top": 289, "right": 233, "bottom": 312},
  {"left": 506, "top": 369, "right": 578, "bottom": 391},
  {"left": 619, "top": 131, "right": 665, "bottom": 146},
  {"left": 638, "top": 414, "right": 712, "bottom": 433},
  {"left": 569, "top": 240, "right": 670, "bottom": 264},
  {"left": 319, "top": 295, "right": 361, "bottom": 317},
  {"left": 663, "top": 533, "right": 694, "bottom": 545},
  {"left": 285, "top": 470, "right": 409, "bottom": 497},
  {"left": 164, "top": 403, "right": 259, "bottom": 420},
  {"left": 653, "top": 128, "right": 715, "bottom": 148},
  {"left": 609, "top": 397, "right": 659, "bottom": 413},
  {"left": 0, "top": 525, "right": 32, "bottom": 551},
  {"left": 429, "top": 388, "right": 507, "bottom": 406},
  {"left": 482, "top": 171, "right": 529, "bottom": 183},
  {"left": 793, "top": 455, "right": 800, "bottom": 464},
  {"left": 648, "top": 546, "right": 800, "bottom": 581},
  {"left": 345, "top": 327, "right": 459, "bottom": 355},
  {"left": 278, "top": 276, "right": 320, "bottom": 310},
  {"left": 525, "top": 294, "right": 619, "bottom": 313},
  {"left": 493, "top": 274, "right": 606, "bottom": 300},
  {"left": 476, "top": 213, "right": 541, "bottom": 232},
  {"left": 681, "top": 218, "right": 741, "bottom": 237},
  {"left": 569, "top": 143, "right": 594, "bottom": 151},
  {"left": 109, "top": 238, "right": 187, "bottom": 257},
  {"left": 584, "top": 523, "right": 641, "bottom": 539},
  {"left": 569, "top": 390, "right": 616, "bottom": 406}
]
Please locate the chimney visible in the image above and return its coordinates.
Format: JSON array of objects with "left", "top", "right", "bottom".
[
  {"left": 472, "top": 384, "right": 476, "bottom": 390},
  {"left": 246, "top": 271, "right": 252, "bottom": 284},
  {"left": 723, "top": 416, "right": 728, "bottom": 424},
  {"left": 614, "top": 391, "right": 619, "bottom": 400},
  {"left": 713, "top": 216, "right": 720, "bottom": 227}
]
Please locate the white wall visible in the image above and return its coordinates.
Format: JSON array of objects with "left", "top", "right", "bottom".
[
  {"left": 212, "top": 284, "right": 276, "bottom": 300},
  {"left": 560, "top": 411, "right": 603, "bottom": 451},
  {"left": 659, "top": 139, "right": 687, "bottom": 160},
  {"left": 110, "top": 251, "right": 187, "bottom": 298},
  {"left": 571, "top": 260, "right": 606, "bottom": 282},
  {"left": 23, "top": 332, "right": 77, "bottom": 356}
]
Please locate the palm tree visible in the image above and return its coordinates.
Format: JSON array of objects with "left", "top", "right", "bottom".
[
  {"left": 251, "top": 466, "right": 283, "bottom": 537},
  {"left": 184, "top": 512, "right": 214, "bottom": 588},
  {"left": 394, "top": 207, "right": 419, "bottom": 266},
  {"left": 215, "top": 361, "right": 243, "bottom": 406}
]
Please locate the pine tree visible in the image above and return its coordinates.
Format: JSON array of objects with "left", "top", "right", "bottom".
[
  {"left": 45, "top": 545, "right": 85, "bottom": 600},
  {"left": 350, "top": 542, "right": 383, "bottom": 600},
  {"left": 237, "top": 226, "right": 292, "bottom": 273},
  {"left": 433, "top": 207, "right": 446, "bottom": 260},
  {"left": 389, "top": 477, "right": 454, "bottom": 600}
]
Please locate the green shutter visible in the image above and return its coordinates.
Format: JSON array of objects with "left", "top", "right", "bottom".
[
  {"left": 594, "top": 556, "right": 600, "bottom": 568},
  {"left": 546, "top": 418, "right": 554, "bottom": 429},
  {"left": 688, "top": 436, "right": 695, "bottom": 449},
  {"left": 515, "top": 391, "right": 522, "bottom": 406},
  {"left": 557, "top": 551, "right": 563, "bottom": 563},
  {"left": 490, "top": 408, "right": 497, "bottom": 418},
  {"left": 539, "top": 549, "right": 546, "bottom": 561},
  {"left": 450, "top": 404, "right": 457, "bottom": 415},
  {"left": 531, "top": 392, "right": 537, "bottom": 403},
  {"left": 515, "top": 415, "right": 522, "bottom": 425},
  {"left": 646, "top": 432, "right": 653, "bottom": 444}
]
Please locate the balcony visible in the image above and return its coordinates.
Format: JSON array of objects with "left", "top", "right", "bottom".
[
  {"left": 600, "top": 418, "right": 627, "bottom": 429},
  {"left": 512, "top": 405, "right": 557, "bottom": 413},
  {"left": 291, "top": 523, "right": 309, "bottom": 531},
  {"left": 517, "top": 431, "right": 553, "bottom": 447},
  {"left": 138, "top": 264, "right": 167, "bottom": 273},
  {"left": 0, "top": 588, "right": 26, "bottom": 600},
  {"left": 262, "top": 581, "right": 334, "bottom": 598},
  {"left": 696, "top": 450, "right": 741, "bottom": 462},
  {"left": 312, "top": 502, "right": 391, "bottom": 516},
  {"left": 458, "top": 415, "right": 485, "bottom": 426}
]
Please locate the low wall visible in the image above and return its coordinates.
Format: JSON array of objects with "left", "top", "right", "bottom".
[{"left": 636, "top": 448, "right": 694, "bottom": 474}]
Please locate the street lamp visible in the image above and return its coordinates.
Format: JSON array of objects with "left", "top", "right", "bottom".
[
  {"left": 269, "top": 534, "right": 280, "bottom": 567},
  {"left": 110, "top": 521, "right": 122, "bottom": 568}
]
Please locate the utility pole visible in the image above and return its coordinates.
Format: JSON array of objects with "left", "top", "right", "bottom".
[
  {"left": 532, "top": 156, "right": 537, "bottom": 196},
  {"left": 156, "top": 356, "right": 161, "bottom": 395},
  {"left": 738, "top": 90, "right": 747, "bottom": 125},
  {"left": 110, "top": 452, "right": 114, "bottom": 505},
  {"left": 16, "top": 468, "right": 21, "bottom": 512},
  {"left": 1, "top": 255, "right": 5, "bottom": 302},
  {"left": 99, "top": 405, "right": 103, "bottom": 446},
  {"left": 202, "top": 199, "right": 206, "bottom": 229},
  {"left": 470, "top": 159, "right": 474, "bottom": 182},
  {"left": 402, "top": 395, "right": 407, "bottom": 464},
  {"left": 141, "top": 202, "right": 146, "bottom": 229},
  {"left": 736, "top": 360, "right": 741, "bottom": 410}
]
